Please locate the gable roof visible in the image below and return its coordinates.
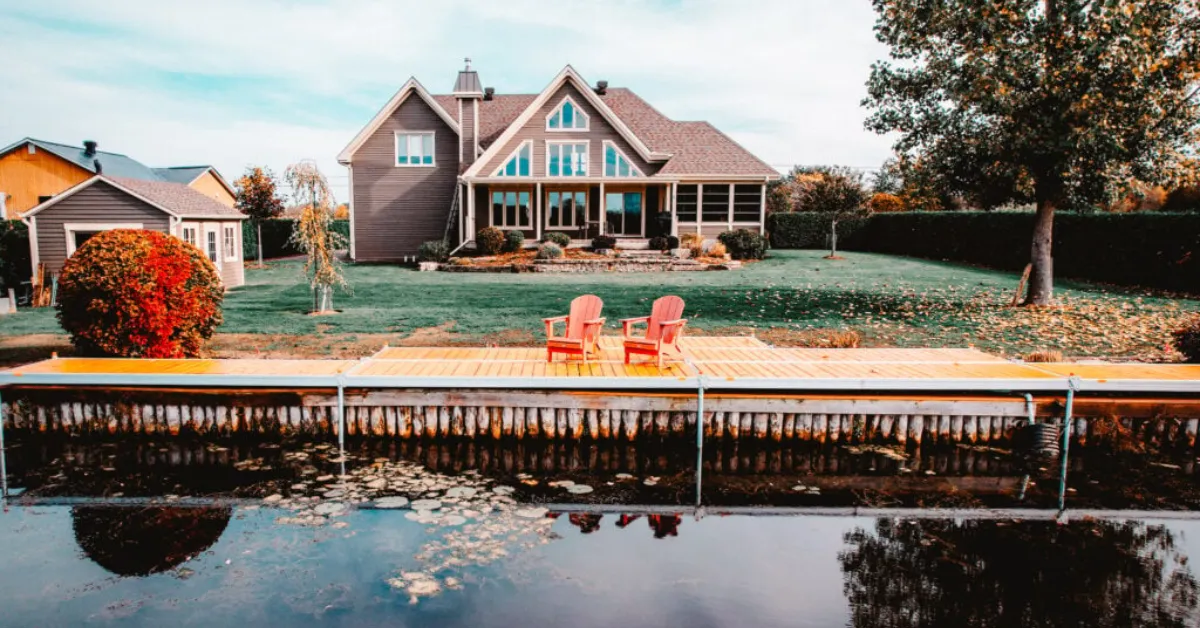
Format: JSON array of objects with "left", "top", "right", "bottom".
[
  {"left": 337, "top": 78, "right": 461, "bottom": 163},
  {"left": 0, "top": 138, "right": 165, "bottom": 180},
  {"left": 22, "top": 175, "right": 245, "bottom": 221},
  {"left": 153, "top": 165, "right": 237, "bottom": 197},
  {"left": 462, "top": 66, "right": 661, "bottom": 178},
  {"left": 426, "top": 76, "right": 778, "bottom": 179}
]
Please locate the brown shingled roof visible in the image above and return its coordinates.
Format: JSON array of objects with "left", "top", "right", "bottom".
[
  {"left": 433, "top": 87, "right": 777, "bottom": 178},
  {"left": 111, "top": 177, "right": 246, "bottom": 219}
]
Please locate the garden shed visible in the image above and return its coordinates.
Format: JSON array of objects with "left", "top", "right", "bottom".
[{"left": 21, "top": 175, "right": 247, "bottom": 288}]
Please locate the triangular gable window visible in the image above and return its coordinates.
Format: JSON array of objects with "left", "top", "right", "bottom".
[
  {"left": 547, "top": 96, "right": 589, "bottom": 130},
  {"left": 494, "top": 141, "right": 532, "bottom": 177},
  {"left": 603, "top": 141, "right": 642, "bottom": 177}
]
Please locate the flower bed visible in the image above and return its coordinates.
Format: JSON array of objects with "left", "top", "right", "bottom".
[{"left": 439, "top": 249, "right": 742, "bottom": 273}]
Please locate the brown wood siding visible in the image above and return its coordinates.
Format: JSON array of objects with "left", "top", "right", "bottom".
[
  {"left": 189, "top": 171, "right": 236, "bottom": 207},
  {"left": 478, "top": 82, "right": 659, "bottom": 178},
  {"left": 32, "top": 180, "right": 171, "bottom": 277},
  {"left": 0, "top": 146, "right": 91, "bottom": 218},
  {"left": 350, "top": 96, "right": 459, "bottom": 260}
]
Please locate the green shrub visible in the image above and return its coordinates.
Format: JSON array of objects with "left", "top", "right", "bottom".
[
  {"left": 666, "top": 235, "right": 680, "bottom": 250},
  {"left": 648, "top": 236, "right": 669, "bottom": 251},
  {"left": 1175, "top": 319, "right": 1200, "bottom": 363},
  {"left": 476, "top": 226, "right": 505, "bottom": 255},
  {"left": 417, "top": 240, "right": 450, "bottom": 263},
  {"left": 718, "top": 229, "right": 769, "bottom": 260},
  {"left": 766, "top": 212, "right": 832, "bottom": 249},
  {"left": 0, "top": 220, "right": 31, "bottom": 290},
  {"left": 591, "top": 235, "right": 617, "bottom": 250},
  {"left": 504, "top": 230, "right": 525, "bottom": 253},
  {"left": 535, "top": 243, "right": 564, "bottom": 260},
  {"left": 56, "top": 230, "right": 223, "bottom": 358},
  {"left": 542, "top": 231, "right": 571, "bottom": 247}
]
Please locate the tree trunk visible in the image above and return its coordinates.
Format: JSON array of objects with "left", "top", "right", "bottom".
[
  {"left": 256, "top": 222, "right": 264, "bottom": 268},
  {"left": 830, "top": 220, "right": 839, "bottom": 257},
  {"left": 1024, "top": 198, "right": 1055, "bottom": 305}
]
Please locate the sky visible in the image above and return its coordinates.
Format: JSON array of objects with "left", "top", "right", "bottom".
[{"left": 0, "top": 0, "right": 895, "bottom": 202}]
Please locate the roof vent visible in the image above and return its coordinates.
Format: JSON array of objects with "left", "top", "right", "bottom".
[
  {"left": 93, "top": 158, "right": 103, "bottom": 174},
  {"left": 83, "top": 140, "right": 98, "bottom": 156},
  {"left": 595, "top": 80, "right": 608, "bottom": 95},
  {"left": 484, "top": 87, "right": 495, "bottom": 101}
]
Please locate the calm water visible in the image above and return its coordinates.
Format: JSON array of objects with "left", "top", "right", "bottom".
[
  {"left": 3, "top": 437, "right": 1200, "bottom": 626},
  {"left": 2, "top": 505, "right": 1200, "bottom": 627}
]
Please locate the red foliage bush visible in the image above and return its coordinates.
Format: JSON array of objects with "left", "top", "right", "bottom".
[{"left": 56, "top": 229, "right": 224, "bottom": 357}]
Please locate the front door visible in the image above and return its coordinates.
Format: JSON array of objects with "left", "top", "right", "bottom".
[{"left": 605, "top": 192, "right": 643, "bottom": 236}]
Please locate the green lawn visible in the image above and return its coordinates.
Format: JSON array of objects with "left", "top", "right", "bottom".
[{"left": 4, "top": 250, "right": 1195, "bottom": 359}]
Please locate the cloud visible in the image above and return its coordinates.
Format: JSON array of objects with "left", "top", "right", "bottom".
[{"left": 0, "top": 0, "right": 895, "bottom": 200}]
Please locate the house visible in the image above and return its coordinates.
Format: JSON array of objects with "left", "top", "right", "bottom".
[
  {"left": 337, "top": 62, "right": 780, "bottom": 261},
  {"left": 21, "top": 176, "right": 247, "bottom": 287},
  {"left": 0, "top": 138, "right": 237, "bottom": 219}
]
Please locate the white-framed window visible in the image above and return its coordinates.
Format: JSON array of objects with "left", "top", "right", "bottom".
[
  {"left": 395, "top": 131, "right": 435, "bottom": 167},
  {"left": 546, "top": 190, "right": 586, "bottom": 229},
  {"left": 494, "top": 141, "right": 532, "bottom": 177},
  {"left": 223, "top": 225, "right": 238, "bottom": 261},
  {"left": 546, "top": 141, "right": 588, "bottom": 177},
  {"left": 603, "top": 141, "right": 642, "bottom": 177},
  {"left": 490, "top": 190, "right": 532, "bottom": 229},
  {"left": 546, "top": 96, "right": 589, "bottom": 131},
  {"left": 0, "top": 191, "right": 6, "bottom": 216},
  {"left": 182, "top": 226, "right": 198, "bottom": 246},
  {"left": 206, "top": 230, "right": 219, "bottom": 263}
]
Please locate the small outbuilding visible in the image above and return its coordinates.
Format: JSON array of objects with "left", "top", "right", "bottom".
[{"left": 22, "top": 175, "right": 247, "bottom": 288}]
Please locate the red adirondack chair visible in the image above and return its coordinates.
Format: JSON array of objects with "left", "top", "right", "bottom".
[
  {"left": 544, "top": 295, "right": 606, "bottom": 363},
  {"left": 621, "top": 295, "right": 687, "bottom": 367}
]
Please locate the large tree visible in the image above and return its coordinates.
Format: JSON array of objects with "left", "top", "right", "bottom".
[
  {"left": 864, "top": 0, "right": 1200, "bottom": 304},
  {"left": 234, "top": 166, "right": 285, "bottom": 268}
]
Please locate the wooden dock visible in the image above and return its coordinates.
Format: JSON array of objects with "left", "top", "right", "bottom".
[
  {"left": 3, "top": 337, "right": 1198, "bottom": 393},
  {"left": 2, "top": 338, "right": 1199, "bottom": 444}
]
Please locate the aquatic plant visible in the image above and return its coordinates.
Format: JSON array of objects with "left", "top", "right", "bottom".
[{"left": 56, "top": 229, "right": 223, "bottom": 358}]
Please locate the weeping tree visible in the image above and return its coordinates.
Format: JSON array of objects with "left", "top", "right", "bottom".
[
  {"left": 285, "top": 160, "right": 346, "bottom": 313},
  {"left": 796, "top": 167, "right": 871, "bottom": 259},
  {"left": 864, "top": 0, "right": 1200, "bottom": 304}
]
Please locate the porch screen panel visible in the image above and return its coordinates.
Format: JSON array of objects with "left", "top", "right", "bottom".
[
  {"left": 733, "top": 184, "right": 762, "bottom": 222},
  {"left": 701, "top": 185, "right": 730, "bottom": 222},
  {"left": 676, "top": 185, "right": 698, "bottom": 222}
]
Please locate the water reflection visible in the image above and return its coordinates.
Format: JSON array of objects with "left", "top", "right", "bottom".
[
  {"left": 71, "top": 505, "right": 232, "bottom": 577},
  {"left": 840, "top": 519, "right": 1200, "bottom": 627}
]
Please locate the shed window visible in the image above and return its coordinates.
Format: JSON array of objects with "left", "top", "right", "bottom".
[
  {"left": 206, "top": 231, "right": 218, "bottom": 263},
  {"left": 676, "top": 185, "right": 698, "bottom": 222},
  {"left": 224, "top": 226, "right": 238, "bottom": 261},
  {"left": 395, "top": 132, "right": 435, "bottom": 166},
  {"left": 182, "top": 227, "right": 197, "bottom": 246}
]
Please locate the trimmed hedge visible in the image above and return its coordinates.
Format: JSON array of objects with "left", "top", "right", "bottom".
[
  {"left": 0, "top": 220, "right": 31, "bottom": 290},
  {"left": 769, "top": 211, "right": 1200, "bottom": 293},
  {"left": 243, "top": 218, "right": 350, "bottom": 260}
]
